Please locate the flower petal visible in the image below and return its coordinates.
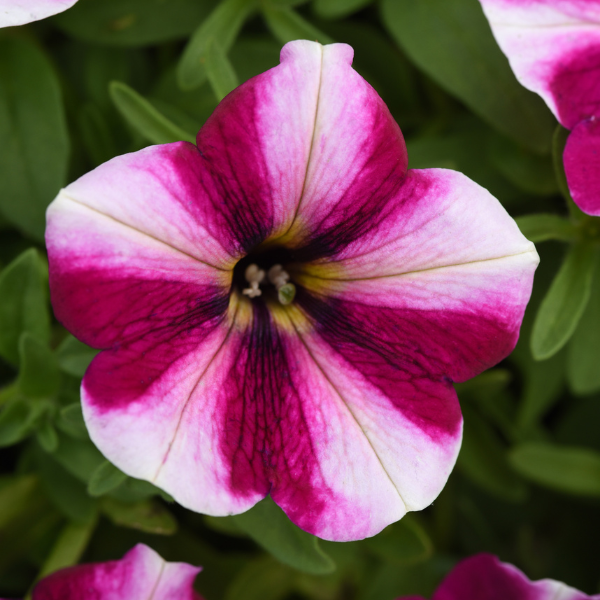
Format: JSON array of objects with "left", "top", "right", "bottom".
[
  {"left": 287, "top": 171, "right": 537, "bottom": 513},
  {"left": 564, "top": 116, "right": 600, "bottom": 216},
  {"left": 0, "top": 0, "right": 77, "bottom": 27},
  {"left": 52, "top": 143, "right": 242, "bottom": 269},
  {"left": 32, "top": 544, "right": 202, "bottom": 600},
  {"left": 46, "top": 185, "right": 231, "bottom": 350},
  {"left": 432, "top": 554, "right": 600, "bottom": 600},
  {"left": 301, "top": 169, "right": 537, "bottom": 280},
  {"left": 46, "top": 175, "right": 235, "bottom": 491},
  {"left": 478, "top": 0, "right": 600, "bottom": 128},
  {"left": 282, "top": 44, "right": 409, "bottom": 257},
  {"left": 150, "top": 297, "right": 406, "bottom": 540},
  {"left": 195, "top": 40, "right": 324, "bottom": 247}
]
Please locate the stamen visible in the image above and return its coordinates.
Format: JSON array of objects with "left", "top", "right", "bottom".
[
  {"left": 242, "top": 264, "right": 265, "bottom": 298},
  {"left": 241, "top": 262, "right": 296, "bottom": 304},
  {"left": 268, "top": 264, "right": 290, "bottom": 289}
]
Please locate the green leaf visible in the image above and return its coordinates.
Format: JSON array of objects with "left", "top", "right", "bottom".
[
  {"left": 516, "top": 347, "right": 566, "bottom": 430},
  {"left": 363, "top": 516, "right": 433, "bottom": 565},
  {"left": 455, "top": 368, "right": 512, "bottom": 396},
  {"left": 56, "top": 403, "right": 89, "bottom": 439},
  {"left": 37, "top": 519, "right": 97, "bottom": 579},
  {"left": 87, "top": 460, "right": 127, "bottom": 497},
  {"left": 509, "top": 442, "right": 600, "bottom": 496},
  {"left": 100, "top": 497, "right": 177, "bottom": 534},
  {"left": 0, "top": 475, "right": 39, "bottom": 529},
  {"left": 52, "top": 434, "right": 105, "bottom": 483},
  {"left": 224, "top": 557, "right": 295, "bottom": 600},
  {"left": 36, "top": 419, "right": 59, "bottom": 453},
  {"left": 0, "top": 38, "right": 69, "bottom": 240},
  {"left": 54, "top": 0, "right": 219, "bottom": 47},
  {"left": 56, "top": 335, "right": 99, "bottom": 378},
  {"left": 488, "top": 134, "right": 558, "bottom": 196},
  {"left": 361, "top": 558, "right": 452, "bottom": 600},
  {"left": 515, "top": 214, "right": 578, "bottom": 244},
  {"left": 229, "top": 37, "right": 282, "bottom": 84},
  {"left": 17, "top": 333, "right": 61, "bottom": 398},
  {"left": 568, "top": 253, "right": 600, "bottom": 394},
  {"left": 457, "top": 406, "right": 527, "bottom": 502},
  {"left": 312, "top": 0, "right": 374, "bottom": 19},
  {"left": 0, "top": 249, "right": 50, "bottom": 366},
  {"left": 204, "top": 514, "right": 245, "bottom": 536},
  {"left": 531, "top": 243, "right": 596, "bottom": 360},
  {"left": 35, "top": 447, "right": 98, "bottom": 523},
  {"left": 206, "top": 38, "right": 239, "bottom": 101},
  {"left": 107, "top": 477, "right": 172, "bottom": 504},
  {"left": 177, "top": 0, "right": 258, "bottom": 90},
  {"left": 232, "top": 496, "right": 335, "bottom": 574},
  {"left": 552, "top": 124, "right": 575, "bottom": 205},
  {"left": 110, "top": 81, "right": 196, "bottom": 144},
  {"left": 380, "top": 0, "right": 555, "bottom": 153},
  {"left": 77, "top": 103, "right": 118, "bottom": 168},
  {"left": 262, "top": 4, "right": 334, "bottom": 45},
  {"left": 0, "top": 397, "right": 46, "bottom": 448}
]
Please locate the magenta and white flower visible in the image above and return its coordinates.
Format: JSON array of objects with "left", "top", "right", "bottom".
[
  {"left": 398, "top": 553, "right": 600, "bottom": 600},
  {"left": 478, "top": 0, "right": 600, "bottom": 216},
  {"left": 45, "top": 40, "right": 538, "bottom": 541},
  {"left": 0, "top": 0, "right": 77, "bottom": 28},
  {"left": 30, "top": 544, "right": 201, "bottom": 600}
]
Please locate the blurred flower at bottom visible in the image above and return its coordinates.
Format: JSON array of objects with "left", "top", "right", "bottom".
[
  {"left": 1, "top": 544, "right": 201, "bottom": 600},
  {"left": 398, "top": 553, "right": 600, "bottom": 600}
]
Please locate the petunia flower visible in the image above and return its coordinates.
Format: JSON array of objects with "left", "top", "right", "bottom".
[
  {"left": 45, "top": 40, "right": 539, "bottom": 541},
  {"left": 397, "top": 553, "right": 600, "bottom": 600},
  {"left": 478, "top": 0, "right": 600, "bottom": 216},
  {"left": 0, "top": 0, "right": 78, "bottom": 28},
  {"left": 5, "top": 544, "right": 202, "bottom": 600}
]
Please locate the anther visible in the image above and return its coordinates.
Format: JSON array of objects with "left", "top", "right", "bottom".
[{"left": 242, "top": 264, "right": 265, "bottom": 298}]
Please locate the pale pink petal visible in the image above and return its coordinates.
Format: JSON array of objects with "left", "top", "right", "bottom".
[
  {"left": 196, "top": 40, "right": 324, "bottom": 244},
  {"left": 32, "top": 544, "right": 202, "bottom": 600},
  {"left": 478, "top": 0, "right": 600, "bottom": 128},
  {"left": 151, "top": 297, "right": 405, "bottom": 540},
  {"left": 428, "top": 554, "right": 600, "bottom": 600},
  {"left": 281, "top": 43, "right": 409, "bottom": 253},
  {"left": 46, "top": 181, "right": 233, "bottom": 489},
  {"left": 564, "top": 116, "right": 600, "bottom": 215},
  {"left": 0, "top": 0, "right": 77, "bottom": 27},
  {"left": 302, "top": 169, "right": 537, "bottom": 281}
]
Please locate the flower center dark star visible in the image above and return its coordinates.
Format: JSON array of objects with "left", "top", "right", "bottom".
[{"left": 232, "top": 246, "right": 297, "bottom": 305}]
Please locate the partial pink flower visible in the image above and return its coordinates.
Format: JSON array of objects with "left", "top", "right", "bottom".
[
  {"left": 45, "top": 41, "right": 538, "bottom": 541},
  {"left": 398, "top": 553, "right": 600, "bottom": 600},
  {"left": 32, "top": 544, "right": 202, "bottom": 600},
  {"left": 478, "top": 0, "right": 600, "bottom": 215},
  {"left": 0, "top": 0, "right": 78, "bottom": 27}
]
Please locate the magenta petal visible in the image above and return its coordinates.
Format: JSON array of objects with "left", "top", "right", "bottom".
[
  {"left": 479, "top": 0, "right": 600, "bottom": 128},
  {"left": 0, "top": 0, "right": 77, "bottom": 27},
  {"left": 285, "top": 44, "right": 408, "bottom": 257},
  {"left": 431, "top": 554, "right": 600, "bottom": 600},
  {"left": 149, "top": 299, "right": 406, "bottom": 540},
  {"left": 564, "top": 117, "right": 600, "bottom": 216},
  {"left": 32, "top": 544, "right": 202, "bottom": 600},
  {"left": 196, "top": 40, "right": 324, "bottom": 246}
]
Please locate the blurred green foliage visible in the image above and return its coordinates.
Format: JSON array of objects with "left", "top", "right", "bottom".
[{"left": 0, "top": 0, "right": 599, "bottom": 598}]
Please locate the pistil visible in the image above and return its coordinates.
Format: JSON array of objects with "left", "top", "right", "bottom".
[{"left": 268, "top": 264, "right": 296, "bottom": 306}]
